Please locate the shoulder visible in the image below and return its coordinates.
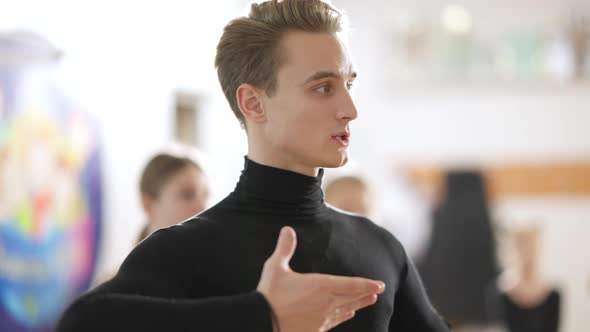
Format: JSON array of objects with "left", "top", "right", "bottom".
[
  {"left": 325, "top": 204, "right": 407, "bottom": 260},
  {"left": 121, "top": 215, "right": 222, "bottom": 271},
  {"left": 137, "top": 214, "right": 220, "bottom": 248}
]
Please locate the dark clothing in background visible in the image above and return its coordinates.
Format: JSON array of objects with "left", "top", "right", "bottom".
[
  {"left": 501, "top": 289, "right": 561, "bottom": 332},
  {"left": 56, "top": 158, "right": 450, "bottom": 332},
  {"left": 418, "top": 171, "right": 499, "bottom": 324}
]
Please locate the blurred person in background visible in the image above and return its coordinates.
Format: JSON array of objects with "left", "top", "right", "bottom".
[
  {"left": 418, "top": 170, "right": 499, "bottom": 330},
  {"left": 136, "top": 151, "right": 210, "bottom": 243},
  {"left": 324, "top": 175, "right": 371, "bottom": 216},
  {"left": 499, "top": 225, "right": 561, "bottom": 332},
  {"left": 91, "top": 148, "right": 211, "bottom": 286}
]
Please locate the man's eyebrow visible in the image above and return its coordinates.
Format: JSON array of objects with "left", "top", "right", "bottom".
[{"left": 300, "top": 71, "right": 358, "bottom": 85}]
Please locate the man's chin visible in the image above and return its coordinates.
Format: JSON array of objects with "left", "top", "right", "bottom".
[{"left": 322, "top": 154, "right": 349, "bottom": 168}]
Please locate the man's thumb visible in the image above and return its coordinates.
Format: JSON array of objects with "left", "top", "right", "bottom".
[{"left": 270, "top": 226, "right": 297, "bottom": 269}]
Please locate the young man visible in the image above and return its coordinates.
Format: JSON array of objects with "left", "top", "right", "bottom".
[{"left": 57, "top": 1, "right": 450, "bottom": 331}]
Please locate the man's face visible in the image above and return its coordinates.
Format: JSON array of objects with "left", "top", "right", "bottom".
[{"left": 258, "top": 31, "right": 358, "bottom": 173}]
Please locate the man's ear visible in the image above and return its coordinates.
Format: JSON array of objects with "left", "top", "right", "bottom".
[
  {"left": 236, "top": 83, "right": 266, "bottom": 124},
  {"left": 141, "top": 193, "right": 155, "bottom": 219}
]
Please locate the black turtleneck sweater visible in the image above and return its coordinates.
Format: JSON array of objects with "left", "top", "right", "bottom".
[{"left": 56, "top": 158, "right": 450, "bottom": 332}]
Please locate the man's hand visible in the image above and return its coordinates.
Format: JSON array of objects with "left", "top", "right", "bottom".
[{"left": 257, "top": 226, "right": 385, "bottom": 332}]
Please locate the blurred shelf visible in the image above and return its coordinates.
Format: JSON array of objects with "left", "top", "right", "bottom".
[{"left": 405, "top": 161, "right": 590, "bottom": 197}]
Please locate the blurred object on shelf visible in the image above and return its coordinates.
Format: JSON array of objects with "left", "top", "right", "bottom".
[{"left": 566, "top": 13, "right": 589, "bottom": 80}]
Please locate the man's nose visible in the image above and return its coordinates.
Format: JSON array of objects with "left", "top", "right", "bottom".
[{"left": 336, "top": 90, "right": 358, "bottom": 121}]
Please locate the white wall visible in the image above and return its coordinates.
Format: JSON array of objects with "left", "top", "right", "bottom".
[{"left": 351, "top": 93, "right": 590, "bottom": 164}]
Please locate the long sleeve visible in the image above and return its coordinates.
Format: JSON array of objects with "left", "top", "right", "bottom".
[
  {"left": 389, "top": 251, "right": 451, "bottom": 331},
  {"left": 56, "top": 289, "right": 272, "bottom": 332},
  {"left": 55, "top": 225, "right": 274, "bottom": 332}
]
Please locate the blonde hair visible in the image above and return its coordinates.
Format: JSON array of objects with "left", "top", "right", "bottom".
[{"left": 215, "top": 0, "right": 344, "bottom": 127}]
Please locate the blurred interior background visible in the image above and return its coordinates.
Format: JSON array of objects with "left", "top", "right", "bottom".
[{"left": 1, "top": 0, "right": 589, "bottom": 331}]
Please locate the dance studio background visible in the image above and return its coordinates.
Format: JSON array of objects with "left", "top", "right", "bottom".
[{"left": 1, "top": 0, "right": 589, "bottom": 331}]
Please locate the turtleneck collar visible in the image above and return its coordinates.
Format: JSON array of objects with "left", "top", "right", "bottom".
[{"left": 230, "top": 157, "right": 326, "bottom": 216}]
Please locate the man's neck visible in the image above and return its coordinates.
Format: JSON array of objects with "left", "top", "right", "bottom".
[{"left": 247, "top": 146, "right": 319, "bottom": 177}]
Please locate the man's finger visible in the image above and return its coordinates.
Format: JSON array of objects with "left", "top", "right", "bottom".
[
  {"left": 321, "top": 310, "right": 356, "bottom": 332},
  {"left": 320, "top": 294, "right": 377, "bottom": 331},
  {"left": 333, "top": 294, "right": 378, "bottom": 315},
  {"left": 269, "top": 226, "right": 297, "bottom": 269},
  {"left": 316, "top": 275, "right": 385, "bottom": 296}
]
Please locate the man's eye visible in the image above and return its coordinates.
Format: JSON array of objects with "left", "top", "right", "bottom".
[
  {"left": 346, "top": 81, "right": 353, "bottom": 90},
  {"left": 314, "top": 85, "right": 331, "bottom": 94}
]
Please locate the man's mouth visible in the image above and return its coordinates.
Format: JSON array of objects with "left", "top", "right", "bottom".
[{"left": 331, "top": 133, "right": 350, "bottom": 146}]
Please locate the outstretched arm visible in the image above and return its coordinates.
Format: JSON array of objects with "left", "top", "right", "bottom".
[
  {"left": 56, "top": 226, "right": 273, "bottom": 332},
  {"left": 56, "top": 226, "right": 384, "bottom": 332}
]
